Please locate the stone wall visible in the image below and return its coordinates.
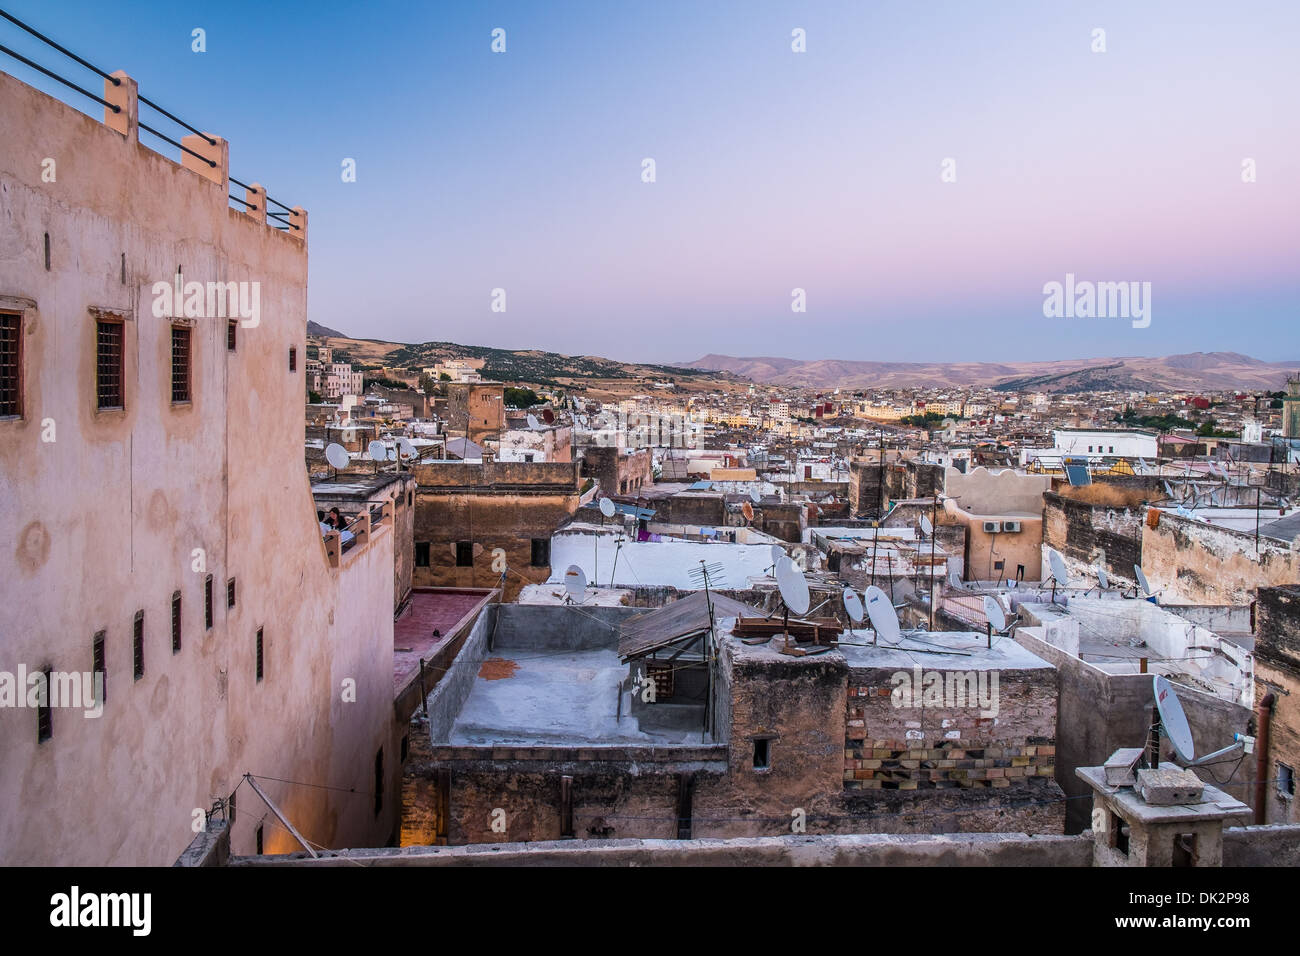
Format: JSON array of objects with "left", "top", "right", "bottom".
[
  {"left": 1141, "top": 509, "right": 1300, "bottom": 605},
  {"left": 1043, "top": 491, "right": 1143, "bottom": 587},
  {"left": 1255, "top": 587, "right": 1300, "bottom": 825}
]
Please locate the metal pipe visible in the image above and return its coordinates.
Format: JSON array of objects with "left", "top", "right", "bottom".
[
  {"left": 0, "top": 9, "right": 120, "bottom": 83},
  {"left": 1255, "top": 693, "right": 1275, "bottom": 825},
  {"left": 0, "top": 43, "right": 118, "bottom": 109}
]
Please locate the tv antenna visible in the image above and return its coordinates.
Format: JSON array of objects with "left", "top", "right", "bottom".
[
  {"left": 596, "top": 497, "right": 617, "bottom": 585},
  {"left": 1133, "top": 564, "right": 1162, "bottom": 604},
  {"left": 325, "top": 442, "right": 349, "bottom": 480},
  {"left": 1150, "top": 675, "right": 1252, "bottom": 768}
]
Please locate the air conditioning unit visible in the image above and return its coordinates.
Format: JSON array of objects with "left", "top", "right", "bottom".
[
  {"left": 983, "top": 521, "right": 1002, "bottom": 533},
  {"left": 1003, "top": 520, "right": 1022, "bottom": 533}
]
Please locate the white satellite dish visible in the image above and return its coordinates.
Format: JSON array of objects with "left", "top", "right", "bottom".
[
  {"left": 775, "top": 557, "right": 810, "bottom": 617},
  {"left": 397, "top": 437, "right": 417, "bottom": 459},
  {"left": 1153, "top": 676, "right": 1196, "bottom": 763},
  {"left": 983, "top": 595, "right": 1007, "bottom": 633},
  {"left": 598, "top": 497, "right": 616, "bottom": 518},
  {"left": 563, "top": 565, "right": 587, "bottom": 603},
  {"left": 1134, "top": 564, "right": 1153, "bottom": 598},
  {"left": 919, "top": 514, "right": 933, "bottom": 536},
  {"left": 947, "top": 567, "right": 963, "bottom": 590},
  {"left": 1048, "top": 550, "right": 1069, "bottom": 589},
  {"left": 769, "top": 544, "right": 784, "bottom": 566},
  {"left": 749, "top": 490, "right": 761, "bottom": 504},
  {"left": 864, "top": 585, "right": 902, "bottom": 645},
  {"left": 368, "top": 440, "right": 387, "bottom": 462},
  {"left": 843, "top": 587, "right": 864, "bottom": 624},
  {"left": 1096, "top": 565, "right": 1109, "bottom": 590},
  {"left": 527, "top": 413, "right": 540, "bottom": 430},
  {"left": 325, "top": 443, "right": 349, "bottom": 471}
]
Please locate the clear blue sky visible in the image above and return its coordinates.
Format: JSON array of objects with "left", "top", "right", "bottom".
[{"left": 3, "top": 0, "right": 1297, "bottom": 364}]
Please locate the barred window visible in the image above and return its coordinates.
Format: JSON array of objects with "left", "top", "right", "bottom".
[
  {"left": 227, "top": 320, "right": 237, "bottom": 352},
  {"left": 0, "top": 311, "right": 20, "bottom": 417},
  {"left": 171, "top": 326, "right": 191, "bottom": 403},
  {"left": 97, "top": 320, "right": 124, "bottom": 409}
]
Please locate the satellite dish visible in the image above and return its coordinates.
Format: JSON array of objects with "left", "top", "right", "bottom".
[
  {"left": 775, "top": 557, "right": 810, "bottom": 616},
  {"left": 1153, "top": 676, "right": 1196, "bottom": 763},
  {"left": 1096, "top": 565, "right": 1109, "bottom": 590},
  {"left": 598, "top": 498, "right": 616, "bottom": 518},
  {"left": 919, "top": 514, "right": 933, "bottom": 536},
  {"left": 527, "top": 414, "right": 540, "bottom": 430},
  {"left": 1162, "top": 480, "right": 1175, "bottom": 499},
  {"left": 741, "top": 501, "right": 754, "bottom": 521},
  {"left": 368, "top": 440, "right": 387, "bottom": 461},
  {"left": 1048, "top": 550, "right": 1069, "bottom": 588},
  {"left": 1134, "top": 564, "right": 1153, "bottom": 597},
  {"left": 843, "top": 587, "right": 864, "bottom": 624},
  {"left": 325, "top": 443, "right": 349, "bottom": 471},
  {"left": 397, "top": 437, "right": 417, "bottom": 459},
  {"left": 947, "top": 567, "right": 962, "bottom": 589},
  {"left": 563, "top": 565, "right": 587, "bottom": 603},
  {"left": 864, "top": 585, "right": 902, "bottom": 645},
  {"left": 749, "top": 490, "right": 761, "bottom": 504},
  {"left": 983, "top": 595, "right": 1007, "bottom": 632},
  {"left": 542, "top": 408, "right": 555, "bottom": 424},
  {"left": 769, "top": 545, "right": 784, "bottom": 566}
]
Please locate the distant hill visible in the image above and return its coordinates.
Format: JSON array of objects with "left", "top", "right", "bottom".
[
  {"left": 307, "top": 320, "right": 348, "bottom": 338},
  {"left": 681, "top": 352, "right": 1299, "bottom": 392}
]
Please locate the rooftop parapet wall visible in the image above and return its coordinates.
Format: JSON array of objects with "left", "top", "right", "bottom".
[{"left": 412, "top": 458, "right": 580, "bottom": 491}]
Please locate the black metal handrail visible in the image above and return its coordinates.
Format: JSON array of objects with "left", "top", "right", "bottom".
[{"left": 0, "top": 6, "right": 299, "bottom": 221}]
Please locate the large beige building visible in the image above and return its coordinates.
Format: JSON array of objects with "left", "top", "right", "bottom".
[{"left": 0, "top": 68, "right": 400, "bottom": 863}]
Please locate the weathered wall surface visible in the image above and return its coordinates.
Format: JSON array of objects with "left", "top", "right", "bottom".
[
  {"left": 1043, "top": 491, "right": 1143, "bottom": 587},
  {"left": 946, "top": 466, "right": 1050, "bottom": 515},
  {"left": 1255, "top": 587, "right": 1300, "bottom": 825},
  {"left": 0, "top": 70, "right": 396, "bottom": 863},
  {"left": 1141, "top": 509, "right": 1300, "bottom": 605}
]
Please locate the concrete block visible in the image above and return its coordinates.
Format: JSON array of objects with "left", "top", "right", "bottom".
[{"left": 1135, "top": 767, "right": 1204, "bottom": 806}]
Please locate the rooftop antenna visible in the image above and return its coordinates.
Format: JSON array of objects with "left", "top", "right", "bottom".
[
  {"left": 924, "top": 499, "right": 938, "bottom": 630},
  {"left": 325, "top": 442, "right": 349, "bottom": 481},
  {"left": 773, "top": 556, "right": 811, "bottom": 650},
  {"left": 563, "top": 564, "right": 588, "bottom": 605},
  {"left": 1095, "top": 564, "right": 1110, "bottom": 595},
  {"left": 842, "top": 586, "right": 865, "bottom": 639},
  {"left": 863, "top": 584, "right": 904, "bottom": 647},
  {"left": 982, "top": 594, "right": 1018, "bottom": 648},
  {"left": 1047, "top": 549, "right": 1069, "bottom": 605},
  {"left": 689, "top": 560, "right": 726, "bottom": 620},
  {"left": 1133, "top": 564, "right": 1161, "bottom": 605},
  {"left": 765, "top": 544, "right": 784, "bottom": 576},
  {"left": 1150, "top": 675, "right": 1253, "bottom": 769},
  {"left": 609, "top": 532, "right": 626, "bottom": 587},
  {"left": 597, "top": 497, "right": 616, "bottom": 585},
  {"left": 397, "top": 436, "right": 417, "bottom": 472},
  {"left": 367, "top": 440, "right": 387, "bottom": 474}
]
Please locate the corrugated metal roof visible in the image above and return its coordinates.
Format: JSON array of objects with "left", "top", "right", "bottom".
[{"left": 618, "top": 591, "right": 762, "bottom": 661}]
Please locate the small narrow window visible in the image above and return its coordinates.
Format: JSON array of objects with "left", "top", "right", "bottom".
[
  {"left": 133, "top": 611, "right": 145, "bottom": 680},
  {"left": 1281, "top": 763, "right": 1296, "bottom": 798},
  {"left": 0, "top": 311, "right": 21, "bottom": 418},
  {"left": 415, "top": 542, "right": 430, "bottom": 567},
  {"left": 289, "top": 347, "right": 297, "bottom": 372},
  {"left": 92, "top": 630, "right": 106, "bottom": 705},
  {"left": 753, "top": 738, "right": 770, "bottom": 771},
  {"left": 407, "top": 491, "right": 413, "bottom": 507},
  {"left": 227, "top": 321, "right": 237, "bottom": 352},
  {"left": 171, "top": 590, "right": 182, "bottom": 654},
  {"left": 455, "top": 542, "right": 473, "bottom": 567},
  {"left": 44, "top": 232, "right": 50, "bottom": 270},
  {"left": 171, "top": 326, "right": 191, "bottom": 403},
  {"left": 96, "top": 320, "right": 124, "bottom": 409},
  {"left": 36, "top": 668, "right": 53, "bottom": 743},
  {"left": 400, "top": 735, "right": 409, "bottom": 762},
  {"left": 530, "top": 538, "right": 550, "bottom": 567},
  {"left": 228, "top": 790, "right": 237, "bottom": 824},
  {"left": 255, "top": 628, "right": 264, "bottom": 682},
  {"left": 227, "top": 577, "right": 236, "bottom": 609},
  {"left": 374, "top": 748, "right": 384, "bottom": 816},
  {"left": 120, "top": 252, "right": 126, "bottom": 285},
  {"left": 204, "top": 574, "right": 214, "bottom": 630}
]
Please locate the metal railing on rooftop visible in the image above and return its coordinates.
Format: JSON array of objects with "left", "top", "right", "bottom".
[{"left": 0, "top": 7, "right": 299, "bottom": 228}]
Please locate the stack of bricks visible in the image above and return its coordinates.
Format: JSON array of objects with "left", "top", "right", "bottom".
[{"left": 843, "top": 672, "right": 1057, "bottom": 791}]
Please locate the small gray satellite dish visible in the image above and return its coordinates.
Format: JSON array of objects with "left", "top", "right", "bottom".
[
  {"left": 749, "top": 490, "right": 761, "bottom": 504},
  {"left": 598, "top": 498, "right": 616, "bottom": 518},
  {"left": 843, "top": 587, "right": 864, "bottom": 624},
  {"left": 1153, "top": 676, "right": 1196, "bottom": 763},
  {"left": 769, "top": 544, "right": 784, "bottom": 566},
  {"left": 1162, "top": 480, "right": 1175, "bottom": 499},
  {"left": 325, "top": 443, "right": 349, "bottom": 471},
  {"left": 983, "top": 595, "right": 1007, "bottom": 632},
  {"left": 1049, "top": 550, "right": 1069, "bottom": 588},
  {"left": 1096, "top": 565, "right": 1109, "bottom": 590},
  {"left": 775, "top": 557, "right": 811, "bottom": 617},
  {"left": 947, "top": 567, "right": 962, "bottom": 589},
  {"left": 397, "top": 437, "right": 416, "bottom": 459},
  {"left": 527, "top": 414, "right": 540, "bottom": 430},
  {"left": 368, "top": 440, "right": 387, "bottom": 462},
  {"left": 1134, "top": 565, "right": 1153, "bottom": 597},
  {"left": 563, "top": 565, "right": 587, "bottom": 603},
  {"left": 919, "top": 514, "right": 933, "bottom": 536},
  {"left": 864, "top": 585, "right": 902, "bottom": 644}
]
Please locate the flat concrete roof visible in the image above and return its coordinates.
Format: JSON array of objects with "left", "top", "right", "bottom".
[
  {"left": 447, "top": 647, "right": 706, "bottom": 746},
  {"left": 393, "top": 589, "right": 494, "bottom": 695}
]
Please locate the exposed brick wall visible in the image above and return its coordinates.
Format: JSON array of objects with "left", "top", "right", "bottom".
[{"left": 1042, "top": 491, "right": 1143, "bottom": 583}]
